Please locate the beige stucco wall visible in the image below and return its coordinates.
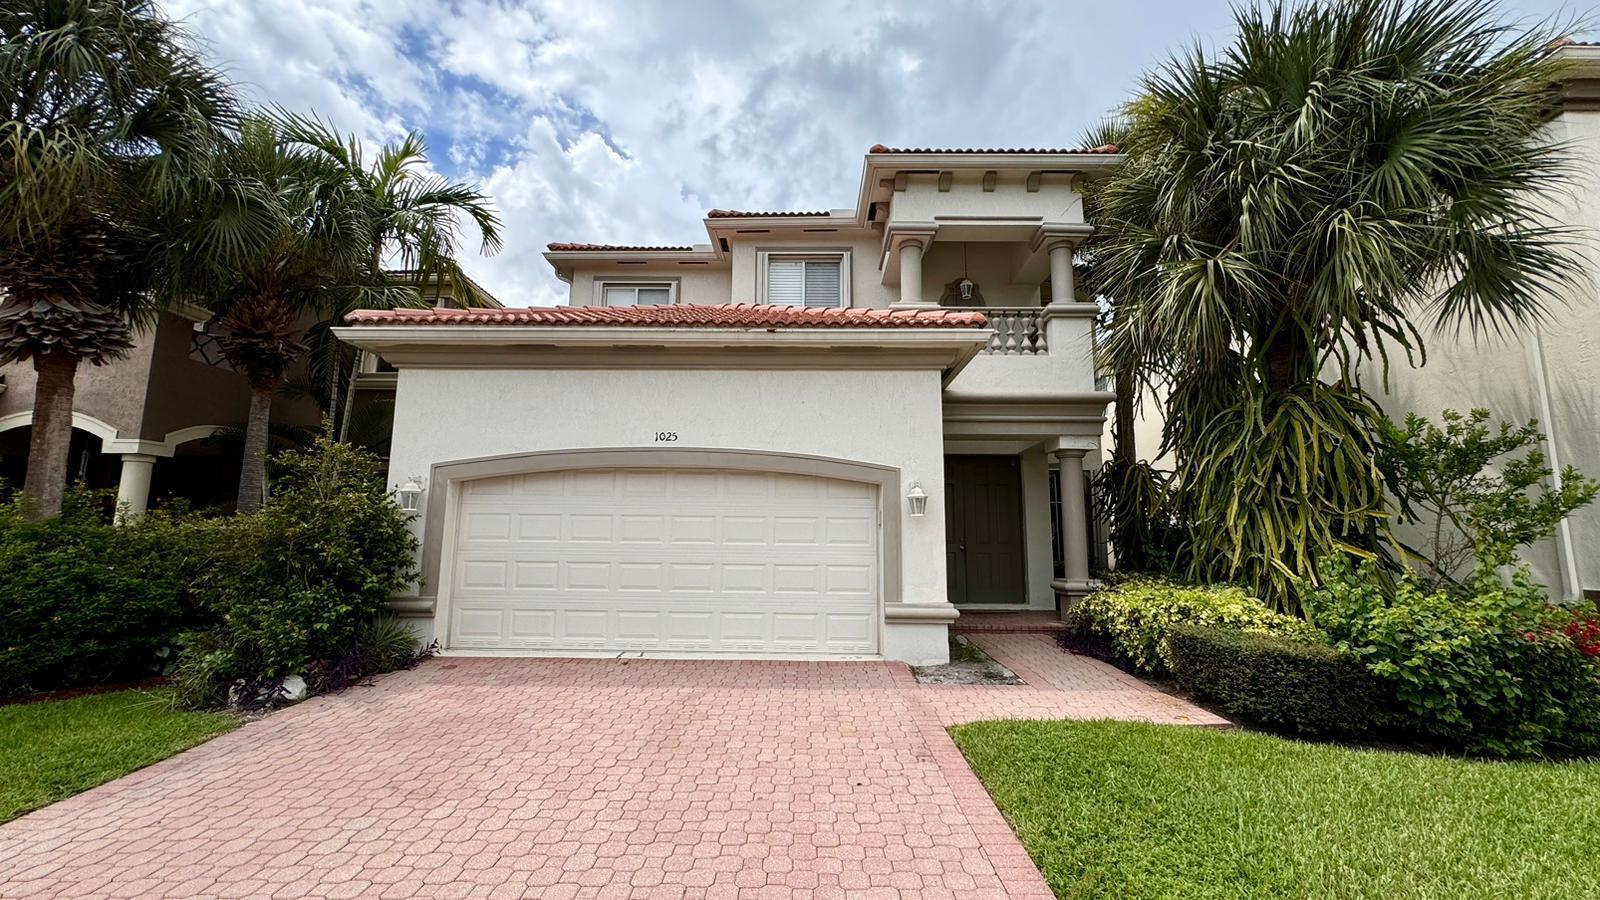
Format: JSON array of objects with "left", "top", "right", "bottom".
[
  {"left": 885, "top": 171, "right": 1085, "bottom": 225},
  {"left": 1, "top": 309, "right": 330, "bottom": 453},
  {"left": 0, "top": 323, "right": 159, "bottom": 438},
  {"left": 568, "top": 265, "right": 733, "bottom": 308},
  {"left": 385, "top": 366, "right": 952, "bottom": 656}
]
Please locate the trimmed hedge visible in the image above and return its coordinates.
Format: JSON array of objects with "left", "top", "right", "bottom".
[
  {"left": 1166, "top": 624, "right": 1397, "bottom": 737},
  {"left": 1060, "top": 578, "right": 1319, "bottom": 676},
  {"left": 0, "top": 494, "right": 198, "bottom": 699}
]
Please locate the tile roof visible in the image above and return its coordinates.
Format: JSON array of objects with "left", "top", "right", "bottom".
[
  {"left": 868, "top": 143, "right": 1120, "bottom": 154},
  {"left": 545, "top": 242, "right": 695, "bottom": 252},
  {"left": 706, "top": 209, "right": 833, "bottom": 218},
  {"left": 345, "top": 304, "right": 988, "bottom": 329}
]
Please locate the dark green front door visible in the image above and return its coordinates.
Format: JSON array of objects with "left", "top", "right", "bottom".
[{"left": 945, "top": 455, "right": 1027, "bottom": 605}]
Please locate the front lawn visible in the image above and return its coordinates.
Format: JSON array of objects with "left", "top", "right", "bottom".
[
  {"left": 953, "top": 719, "right": 1600, "bottom": 900},
  {"left": 0, "top": 688, "right": 237, "bottom": 824}
]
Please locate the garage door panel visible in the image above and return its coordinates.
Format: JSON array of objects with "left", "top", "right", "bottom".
[{"left": 449, "top": 467, "right": 879, "bottom": 655}]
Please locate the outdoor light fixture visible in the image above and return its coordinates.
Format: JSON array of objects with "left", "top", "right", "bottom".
[
  {"left": 906, "top": 481, "right": 928, "bottom": 517},
  {"left": 396, "top": 476, "right": 425, "bottom": 512},
  {"left": 958, "top": 242, "right": 976, "bottom": 301}
]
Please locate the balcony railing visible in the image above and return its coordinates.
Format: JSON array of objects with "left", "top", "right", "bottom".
[{"left": 945, "top": 306, "right": 1047, "bottom": 355}]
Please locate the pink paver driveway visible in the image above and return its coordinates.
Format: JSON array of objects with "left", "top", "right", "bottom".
[{"left": 1, "top": 637, "right": 1222, "bottom": 899}]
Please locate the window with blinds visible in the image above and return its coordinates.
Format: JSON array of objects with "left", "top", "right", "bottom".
[
  {"left": 765, "top": 258, "right": 843, "bottom": 308},
  {"left": 602, "top": 284, "right": 673, "bottom": 306}
]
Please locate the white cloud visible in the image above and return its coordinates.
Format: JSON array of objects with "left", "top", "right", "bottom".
[{"left": 158, "top": 0, "right": 1276, "bottom": 305}]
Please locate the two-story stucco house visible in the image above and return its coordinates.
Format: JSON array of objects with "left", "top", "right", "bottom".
[{"left": 333, "top": 145, "right": 1122, "bottom": 665}]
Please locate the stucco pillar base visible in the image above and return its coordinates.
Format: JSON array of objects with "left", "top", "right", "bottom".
[
  {"left": 115, "top": 453, "right": 157, "bottom": 524},
  {"left": 883, "top": 603, "right": 957, "bottom": 665},
  {"left": 1052, "top": 578, "right": 1101, "bottom": 622}
]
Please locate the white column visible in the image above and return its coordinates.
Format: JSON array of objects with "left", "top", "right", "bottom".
[
  {"left": 115, "top": 453, "right": 157, "bottom": 523},
  {"left": 1047, "top": 242, "right": 1077, "bottom": 305},
  {"left": 894, "top": 240, "right": 930, "bottom": 308},
  {"left": 1052, "top": 448, "right": 1091, "bottom": 591}
]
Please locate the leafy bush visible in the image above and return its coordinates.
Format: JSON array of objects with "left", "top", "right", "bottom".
[
  {"left": 0, "top": 490, "right": 198, "bottom": 699},
  {"left": 1304, "top": 557, "right": 1600, "bottom": 758},
  {"left": 1167, "top": 624, "right": 1397, "bottom": 737},
  {"left": 1061, "top": 578, "right": 1318, "bottom": 676},
  {"left": 176, "top": 437, "right": 419, "bottom": 707},
  {"left": 1379, "top": 408, "right": 1599, "bottom": 587}
]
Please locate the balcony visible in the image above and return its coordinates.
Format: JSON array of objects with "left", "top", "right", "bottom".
[
  {"left": 942, "top": 303, "right": 1098, "bottom": 400},
  {"left": 943, "top": 307, "right": 1047, "bottom": 355}
]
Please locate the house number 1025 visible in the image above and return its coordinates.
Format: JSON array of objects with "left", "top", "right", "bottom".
[{"left": 654, "top": 431, "right": 679, "bottom": 442}]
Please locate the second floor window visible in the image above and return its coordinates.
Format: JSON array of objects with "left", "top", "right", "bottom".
[
  {"left": 602, "top": 283, "right": 673, "bottom": 306},
  {"left": 763, "top": 254, "right": 846, "bottom": 308}
]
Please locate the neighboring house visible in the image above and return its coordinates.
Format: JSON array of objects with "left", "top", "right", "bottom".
[
  {"left": 0, "top": 302, "right": 323, "bottom": 515},
  {"left": 1353, "top": 43, "right": 1600, "bottom": 602},
  {"left": 1102, "top": 45, "right": 1600, "bottom": 602},
  {"left": 0, "top": 275, "right": 497, "bottom": 516},
  {"left": 333, "top": 145, "right": 1122, "bottom": 665}
]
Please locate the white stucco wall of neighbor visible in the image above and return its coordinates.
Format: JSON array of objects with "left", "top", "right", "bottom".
[
  {"left": 384, "top": 366, "right": 954, "bottom": 664},
  {"left": 1357, "top": 107, "right": 1600, "bottom": 601}
]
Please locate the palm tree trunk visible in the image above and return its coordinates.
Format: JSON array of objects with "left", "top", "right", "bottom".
[
  {"left": 236, "top": 383, "right": 275, "bottom": 514},
  {"left": 1264, "top": 329, "right": 1310, "bottom": 393},
  {"left": 22, "top": 351, "right": 81, "bottom": 519},
  {"left": 1113, "top": 367, "right": 1137, "bottom": 466}
]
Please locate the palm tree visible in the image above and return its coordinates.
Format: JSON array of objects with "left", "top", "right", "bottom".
[
  {"left": 275, "top": 114, "right": 502, "bottom": 438},
  {"left": 165, "top": 116, "right": 369, "bottom": 513},
  {"left": 1087, "top": 0, "right": 1580, "bottom": 608},
  {"left": 0, "top": 0, "right": 235, "bottom": 517}
]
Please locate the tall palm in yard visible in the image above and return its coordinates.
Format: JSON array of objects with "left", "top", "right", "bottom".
[
  {"left": 0, "top": 0, "right": 234, "bottom": 517},
  {"left": 276, "top": 115, "right": 502, "bottom": 438},
  {"left": 166, "top": 116, "right": 369, "bottom": 513},
  {"left": 1086, "top": 0, "right": 1580, "bottom": 608}
]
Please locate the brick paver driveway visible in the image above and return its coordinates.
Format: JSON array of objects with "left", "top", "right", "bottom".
[{"left": 1, "top": 633, "right": 1221, "bottom": 899}]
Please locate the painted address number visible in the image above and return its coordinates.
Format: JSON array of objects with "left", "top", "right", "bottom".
[{"left": 654, "top": 431, "right": 679, "bottom": 442}]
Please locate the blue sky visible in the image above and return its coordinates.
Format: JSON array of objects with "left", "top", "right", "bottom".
[{"left": 168, "top": 0, "right": 1591, "bottom": 306}]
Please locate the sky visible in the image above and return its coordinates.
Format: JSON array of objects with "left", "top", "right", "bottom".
[{"left": 165, "top": 0, "right": 1589, "bottom": 307}]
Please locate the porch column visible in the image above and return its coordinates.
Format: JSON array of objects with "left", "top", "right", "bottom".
[
  {"left": 894, "top": 239, "right": 929, "bottom": 307},
  {"left": 115, "top": 453, "right": 157, "bottom": 523},
  {"left": 1051, "top": 448, "right": 1092, "bottom": 596},
  {"left": 1047, "top": 242, "right": 1077, "bottom": 305}
]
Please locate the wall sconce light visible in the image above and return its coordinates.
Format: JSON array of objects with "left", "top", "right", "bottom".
[
  {"left": 396, "top": 476, "right": 425, "bottom": 512},
  {"left": 906, "top": 481, "right": 928, "bottom": 517}
]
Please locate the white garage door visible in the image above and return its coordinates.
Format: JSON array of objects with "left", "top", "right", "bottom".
[{"left": 447, "top": 467, "right": 880, "bottom": 655}]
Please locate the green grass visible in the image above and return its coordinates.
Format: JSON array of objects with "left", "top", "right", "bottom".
[
  {"left": 953, "top": 719, "right": 1600, "bottom": 900},
  {"left": 0, "top": 688, "right": 237, "bottom": 824}
]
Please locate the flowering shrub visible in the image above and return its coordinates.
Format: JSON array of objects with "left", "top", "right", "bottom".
[
  {"left": 1062, "top": 578, "right": 1320, "bottom": 676},
  {"left": 1304, "top": 556, "right": 1600, "bottom": 758},
  {"left": 1563, "top": 613, "right": 1600, "bottom": 659}
]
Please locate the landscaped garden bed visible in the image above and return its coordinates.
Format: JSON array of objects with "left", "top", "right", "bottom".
[
  {"left": 954, "top": 719, "right": 1600, "bottom": 900},
  {"left": 0, "top": 688, "right": 237, "bottom": 824}
]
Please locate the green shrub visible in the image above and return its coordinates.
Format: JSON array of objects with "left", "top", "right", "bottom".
[
  {"left": 175, "top": 437, "right": 418, "bottom": 707},
  {"left": 1062, "top": 578, "right": 1318, "bottom": 676},
  {"left": 1305, "top": 557, "right": 1600, "bottom": 758},
  {"left": 0, "top": 491, "right": 198, "bottom": 699},
  {"left": 1167, "top": 624, "right": 1397, "bottom": 737}
]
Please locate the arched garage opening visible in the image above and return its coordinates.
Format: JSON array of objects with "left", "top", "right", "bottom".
[{"left": 424, "top": 449, "right": 904, "bottom": 657}]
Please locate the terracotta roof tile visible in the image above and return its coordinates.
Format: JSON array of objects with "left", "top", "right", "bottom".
[
  {"left": 868, "top": 143, "right": 1120, "bottom": 154},
  {"left": 545, "top": 242, "right": 694, "bottom": 252},
  {"left": 345, "top": 303, "right": 987, "bottom": 329},
  {"left": 706, "top": 209, "right": 833, "bottom": 218}
]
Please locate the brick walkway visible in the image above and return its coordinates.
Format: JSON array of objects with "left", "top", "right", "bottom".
[{"left": 1, "top": 642, "right": 1221, "bottom": 899}]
